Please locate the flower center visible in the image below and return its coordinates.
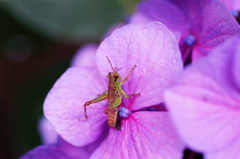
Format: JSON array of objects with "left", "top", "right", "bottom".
[
  {"left": 185, "top": 34, "right": 196, "bottom": 46},
  {"left": 119, "top": 107, "right": 131, "bottom": 118}
]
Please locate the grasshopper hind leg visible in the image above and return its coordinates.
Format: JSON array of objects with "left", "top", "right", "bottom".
[
  {"left": 79, "top": 93, "right": 108, "bottom": 121},
  {"left": 79, "top": 101, "right": 92, "bottom": 121}
]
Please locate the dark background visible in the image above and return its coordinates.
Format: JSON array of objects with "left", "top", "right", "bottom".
[{"left": 0, "top": 1, "right": 136, "bottom": 158}]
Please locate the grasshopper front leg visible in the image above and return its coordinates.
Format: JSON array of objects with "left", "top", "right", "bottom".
[
  {"left": 121, "top": 89, "right": 140, "bottom": 99},
  {"left": 121, "top": 65, "right": 137, "bottom": 84},
  {"left": 119, "top": 65, "right": 140, "bottom": 98},
  {"left": 80, "top": 93, "right": 108, "bottom": 121}
]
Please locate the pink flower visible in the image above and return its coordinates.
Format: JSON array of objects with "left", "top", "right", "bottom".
[
  {"left": 38, "top": 117, "right": 58, "bottom": 144},
  {"left": 130, "top": 0, "right": 240, "bottom": 62},
  {"left": 21, "top": 117, "right": 107, "bottom": 159},
  {"left": 20, "top": 44, "right": 105, "bottom": 159},
  {"left": 44, "top": 22, "right": 185, "bottom": 158},
  {"left": 219, "top": 0, "right": 240, "bottom": 24},
  {"left": 220, "top": 0, "right": 240, "bottom": 11},
  {"left": 164, "top": 36, "right": 240, "bottom": 159},
  {"left": 20, "top": 135, "right": 106, "bottom": 159},
  {"left": 71, "top": 44, "right": 98, "bottom": 68}
]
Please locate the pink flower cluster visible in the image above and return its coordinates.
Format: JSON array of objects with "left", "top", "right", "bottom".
[{"left": 21, "top": 0, "right": 240, "bottom": 159}]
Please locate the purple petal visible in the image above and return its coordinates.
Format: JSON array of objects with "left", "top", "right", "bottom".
[
  {"left": 164, "top": 36, "right": 240, "bottom": 152},
  {"left": 220, "top": 0, "right": 240, "bottom": 11},
  {"left": 96, "top": 22, "right": 183, "bottom": 111},
  {"left": 44, "top": 67, "right": 108, "bottom": 146},
  {"left": 90, "top": 111, "right": 184, "bottom": 159},
  {"left": 233, "top": 43, "right": 240, "bottom": 90},
  {"left": 71, "top": 44, "right": 98, "bottom": 67},
  {"left": 130, "top": 0, "right": 188, "bottom": 40},
  {"left": 187, "top": 0, "right": 240, "bottom": 60},
  {"left": 206, "top": 139, "right": 240, "bottom": 159},
  {"left": 20, "top": 134, "right": 107, "bottom": 159},
  {"left": 20, "top": 144, "right": 70, "bottom": 159},
  {"left": 56, "top": 132, "right": 108, "bottom": 159},
  {"left": 38, "top": 117, "right": 58, "bottom": 144}
]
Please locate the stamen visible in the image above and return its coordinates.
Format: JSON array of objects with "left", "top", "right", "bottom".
[
  {"left": 119, "top": 107, "right": 131, "bottom": 118},
  {"left": 185, "top": 34, "right": 196, "bottom": 46}
]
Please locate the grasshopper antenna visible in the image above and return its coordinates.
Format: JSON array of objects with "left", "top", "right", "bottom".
[
  {"left": 116, "top": 67, "right": 122, "bottom": 72},
  {"left": 106, "top": 56, "right": 115, "bottom": 72}
]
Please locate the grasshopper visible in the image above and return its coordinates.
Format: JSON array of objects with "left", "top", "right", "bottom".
[{"left": 80, "top": 57, "right": 140, "bottom": 129}]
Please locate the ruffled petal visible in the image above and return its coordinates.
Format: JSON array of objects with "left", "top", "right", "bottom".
[
  {"left": 71, "top": 44, "right": 98, "bottom": 67},
  {"left": 220, "top": 0, "right": 240, "bottom": 11},
  {"left": 90, "top": 111, "right": 184, "bottom": 159},
  {"left": 96, "top": 22, "right": 183, "bottom": 111},
  {"left": 164, "top": 37, "right": 240, "bottom": 152},
  {"left": 130, "top": 0, "right": 188, "bottom": 40},
  {"left": 44, "top": 67, "right": 108, "bottom": 146},
  {"left": 189, "top": 0, "right": 240, "bottom": 60}
]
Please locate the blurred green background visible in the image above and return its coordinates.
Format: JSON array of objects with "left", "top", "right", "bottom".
[{"left": 0, "top": 0, "right": 138, "bottom": 158}]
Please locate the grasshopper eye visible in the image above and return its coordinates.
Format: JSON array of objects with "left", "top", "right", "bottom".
[
  {"left": 108, "top": 72, "right": 111, "bottom": 75},
  {"left": 114, "top": 75, "right": 119, "bottom": 79}
]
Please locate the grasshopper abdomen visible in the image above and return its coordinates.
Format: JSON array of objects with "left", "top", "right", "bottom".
[{"left": 108, "top": 108, "right": 118, "bottom": 128}]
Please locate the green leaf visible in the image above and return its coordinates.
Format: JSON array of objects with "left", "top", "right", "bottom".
[{"left": 0, "top": 0, "right": 124, "bottom": 42}]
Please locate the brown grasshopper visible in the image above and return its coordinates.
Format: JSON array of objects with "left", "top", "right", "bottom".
[{"left": 80, "top": 57, "right": 140, "bottom": 129}]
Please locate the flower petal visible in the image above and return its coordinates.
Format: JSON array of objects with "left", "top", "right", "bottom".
[
  {"left": 20, "top": 144, "right": 69, "bottom": 159},
  {"left": 164, "top": 37, "right": 240, "bottom": 152},
  {"left": 206, "top": 138, "right": 240, "bottom": 159},
  {"left": 130, "top": 0, "right": 188, "bottom": 40},
  {"left": 96, "top": 22, "right": 183, "bottom": 111},
  {"left": 188, "top": 0, "right": 240, "bottom": 60},
  {"left": 20, "top": 135, "right": 106, "bottom": 159},
  {"left": 44, "top": 67, "right": 108, "bottom": 146},
  {"left": 71, "top": 43, "right": 98, "bottom": 67},
  {"left": 233, "top": 40, "right": 240, "bottom": 90},
  {"left": 220, "top": 0, "right": 240, "bottom": 11},
  {"left": 38, "top": 117, "right": 58, "bottom": 144},
  {"left": 90, "top": 111, "right": 184, "bottom": 159}
]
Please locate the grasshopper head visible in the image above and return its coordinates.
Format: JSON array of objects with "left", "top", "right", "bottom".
[
  {"left": 108, "top": 72, "right": 121, "bottom": 81},
  {"left": 106, "top": 56, "right": 122, "bottom": 81}
]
